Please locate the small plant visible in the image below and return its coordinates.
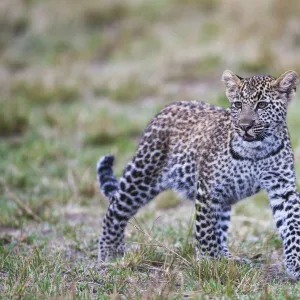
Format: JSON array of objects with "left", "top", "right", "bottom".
[{"left": 0, "top": 100, "right": 29, "bottom": 137}]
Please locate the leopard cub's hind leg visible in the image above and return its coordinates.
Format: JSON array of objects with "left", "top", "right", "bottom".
[{"left": 97, "top": 144, "right": 167, "bottom": 261}]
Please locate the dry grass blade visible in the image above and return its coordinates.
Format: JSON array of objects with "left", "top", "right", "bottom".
[
  {"left": 1, "top": 180, "right": 43, "bottom": 223},
  {"left": 128, "top": 221, "right": 192, "bottom": 267}
]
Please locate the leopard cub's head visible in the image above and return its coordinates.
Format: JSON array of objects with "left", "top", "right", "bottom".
[{"left": 222, "top": 70, "right": 298, "bottom": 142}]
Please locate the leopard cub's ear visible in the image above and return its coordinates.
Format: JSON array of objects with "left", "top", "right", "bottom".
[
  {"left": 221, "top": 70, "right": 242, "bottom": 102},
  {"left": 272, "top": 70, "right": 298, "bottom": 104}
]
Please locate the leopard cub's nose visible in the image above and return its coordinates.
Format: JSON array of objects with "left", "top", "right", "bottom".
[{"left": 239, "top": 120, "right": 254, "bottom": 131}]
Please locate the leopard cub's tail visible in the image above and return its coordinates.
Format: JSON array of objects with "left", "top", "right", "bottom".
[{"left": 97, "top": 155, "right": 119, "bottom": 200}]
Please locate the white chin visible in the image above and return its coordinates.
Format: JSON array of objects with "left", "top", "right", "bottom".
[
  {"left": 236, "top": 135, "right": 261, "bottom": 146},
  {"left": 241, "top": 139, "right": 262, "bottom": 148}
]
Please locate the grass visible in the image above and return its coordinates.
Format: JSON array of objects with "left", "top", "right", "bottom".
[
  {"left": 82, "top": 1, "right": 131, "bottom": 28},
  {"left": 1, "top": 0, "right": 300, "bottom": 298},
  {"left": 11, "top": 81, "right": 80, "bottom": 105},
  {"left": 0, "top": 100, "right": 29, "bottom": 137},
  {"left": 166, "top": 54, "right": 222, "bottom": 82},
  {"left": 155, "top": 191, "right": 182, "bottom": 210},
  {"left": 94, "top": 77, "right": 158, "bottom": 102},
  {"left": 171, "top": 0, "right": 221, "bottom": 12}
]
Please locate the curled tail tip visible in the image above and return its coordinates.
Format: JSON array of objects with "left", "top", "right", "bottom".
[
  {"left": 97, "top": 154, "right": 118, "bottom": 199},
  {"left": 97, "top": 154, "right": 115, "bottom": 172}
]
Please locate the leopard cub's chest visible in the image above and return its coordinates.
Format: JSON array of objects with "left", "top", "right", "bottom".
[{"left": 210, "top": 160, "right": 262, "bottom": 204}]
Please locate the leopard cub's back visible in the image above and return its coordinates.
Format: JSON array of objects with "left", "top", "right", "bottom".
[
  {"left": 137, "top": 100, "right": 232, "bottom": 199},
  {"left": 146, "top": 100, "right": 231, "bottom": 150}
]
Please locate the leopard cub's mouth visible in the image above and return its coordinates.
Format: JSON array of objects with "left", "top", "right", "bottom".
[
  {"left": 236, "top": 129, "right": 261, "bottom": 142},
  {"left": 242, "top": 133, "right": 257, "bottom": 142},
  {"left": 240, "top": 131, "right": 266, "bottom": 142}
]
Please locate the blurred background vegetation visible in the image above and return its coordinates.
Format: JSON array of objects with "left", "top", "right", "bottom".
[{"left": 1, "top": 0, "right": 300, "bottom": 298}]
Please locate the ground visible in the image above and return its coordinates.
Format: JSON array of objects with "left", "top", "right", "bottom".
[{"left": 1, "top": 0, "right": 300, "bottom": 298}]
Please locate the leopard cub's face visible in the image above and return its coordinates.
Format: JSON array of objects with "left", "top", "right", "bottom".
[{"left": 222, "top": 70, "right": 298, "bottom": 142}]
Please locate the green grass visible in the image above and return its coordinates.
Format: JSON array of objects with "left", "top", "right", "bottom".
[
  {"left": 0, "top": 100, "right": 29, "bottom": 136},
  {"left": 82, "top": 2, "right": 131, "bottom": 28},
  {"left": 11, "top": 81, "right": 80, "bottom": 105},
  {"left": 155, "top": 191, "right": 182, "bottom": 210},
  {"left": 94, "top": 77, "right": 158, "bottom": 102},
  {"left": 1, "top": 0, "right": 300, "bottom": 298}
]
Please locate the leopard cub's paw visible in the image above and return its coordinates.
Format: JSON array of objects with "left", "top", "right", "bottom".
[
  {"left": 98, "top": 242, "right": 125, "bottom": 262},
  {"left": 285, "top": 262, "right": 300, "bottom": 280}
]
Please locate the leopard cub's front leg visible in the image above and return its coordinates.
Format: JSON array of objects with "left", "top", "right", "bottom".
[
  {"left": 279, "top": 192, "right": 300, "bottom": 279},
  {"left": 265, "top": 173, "right": 300, "bottom": 279},
  {"left": 194, "top": 191, "right": 232, "bottom": 259}
]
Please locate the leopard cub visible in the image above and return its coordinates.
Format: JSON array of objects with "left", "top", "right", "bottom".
[{"left": 97, "top": 70, "right": 300, "bottom": 279}]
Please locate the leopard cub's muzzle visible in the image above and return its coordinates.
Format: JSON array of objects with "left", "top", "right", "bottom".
[{"left": 237, "top": 118, "right": 258, "bottom": 142}]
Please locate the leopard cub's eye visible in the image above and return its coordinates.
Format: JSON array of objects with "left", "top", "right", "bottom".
[
  {"left": 256, "top": 101, "right": 268, "bottom": 109},
  {"left": 233, "top": 101, "right": 242, "bottom": 109}
]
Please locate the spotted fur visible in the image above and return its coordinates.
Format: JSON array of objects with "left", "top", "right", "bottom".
[{"left": 97, "top": 70, "right": 300, "bottom": 279}]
